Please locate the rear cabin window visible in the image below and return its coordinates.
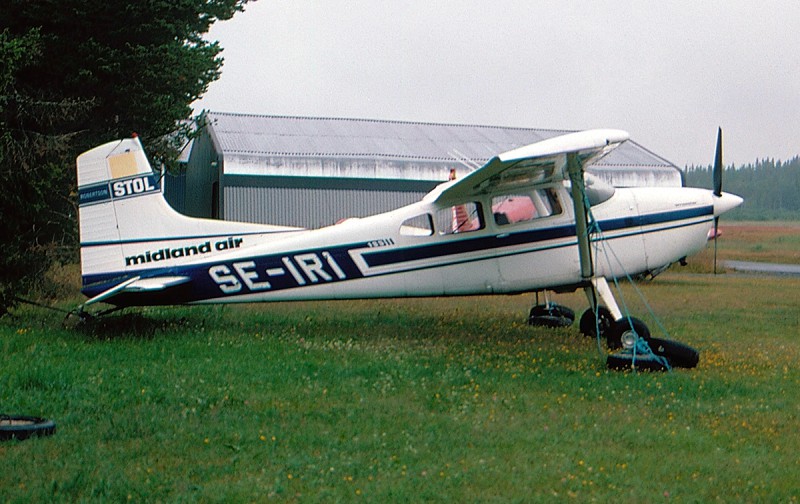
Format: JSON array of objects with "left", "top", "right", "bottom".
[
  {"left": 400, "top": 214, "right": 434, "bottom": 236},
  {"left": 435, "top": 202, "right": 483, "bottom": 235},
  {"left": 492, "top": 189, "right": 561, "bottom": 226}
]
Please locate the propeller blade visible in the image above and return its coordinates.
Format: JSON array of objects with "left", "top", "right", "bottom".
[
  {"left": 713, "top": 127, "right": 723, "bottom": 197},
  {"left": 713, "top": 216, "right": 719, "bottom": 274},
  {"left": 712, "top": 128, "right": 723, "bottom": 273}
]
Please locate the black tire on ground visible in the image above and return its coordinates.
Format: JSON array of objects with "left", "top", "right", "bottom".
[
  {"left": 649, "top": 337, "right": 700, "bottom": 368},
  {"left": 0, "top": 416, "right": 56, "bottom": 441},
  {"left": 529, "top": 304, "right": 575, "bottom": 323},
  {"left": 607, "top": 351, "right": 670, "bottom": 372},
  {"left": 607, "top": 317, "right": 650, "bottom": 350},
  {"left": 527, "top": 314, "right": 573, "bottom": 328},
  {"left": 579, "top": 306, "right": 613, "bottom": 338}
]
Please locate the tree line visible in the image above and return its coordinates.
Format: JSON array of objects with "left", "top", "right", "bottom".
[
  {"left": 1, "top": 1, "right": 796, "bottom": 314},
  {"left": 0, "top": 0, "right": 252, "bottom": 314},
  {"left": 684, "top": 156, "right": 800, "bottom": 220}
]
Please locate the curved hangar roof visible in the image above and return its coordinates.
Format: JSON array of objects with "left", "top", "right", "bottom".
[{"left": 203, "top": 112, "right": 682, "bottom": 187}]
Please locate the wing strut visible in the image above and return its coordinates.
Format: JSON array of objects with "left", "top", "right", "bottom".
[
  {"left": 567, "top": 153, "right": 594, "bottom": 280},
  {"left": 565, "top": 152, "right": 623, "bottom": 320}
]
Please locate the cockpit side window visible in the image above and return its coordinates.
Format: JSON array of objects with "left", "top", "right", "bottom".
[
  {"left": 435, "top": 202, "right": 484, "bottom": 235},
  {"left": 492, "top": 189, "right": 562, "bottom": 226}
]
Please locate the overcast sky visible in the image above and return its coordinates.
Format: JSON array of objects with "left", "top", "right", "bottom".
[{"left": 193, "top": 0, "right": 799, "bottom": 168}]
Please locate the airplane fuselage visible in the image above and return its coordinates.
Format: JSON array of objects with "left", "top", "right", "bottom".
[{"left": 81, "top": 184, "right": 716, "bottom": 306}]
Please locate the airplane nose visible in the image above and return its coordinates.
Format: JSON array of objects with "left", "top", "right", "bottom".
[{"left": 713, "top": 192, "right": 744, "bottom": 216}]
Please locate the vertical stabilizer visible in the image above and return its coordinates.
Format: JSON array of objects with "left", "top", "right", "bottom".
[
  {"left": 77, "top": 137, "right": 163, "bottom": 282},
  {"left": 76, "top": 137, "right": 299, "bottom": 292}
]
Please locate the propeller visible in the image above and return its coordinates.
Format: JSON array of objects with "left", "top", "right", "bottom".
[{"left": 712, "top": 127, "right": 722, "bottom": 274}]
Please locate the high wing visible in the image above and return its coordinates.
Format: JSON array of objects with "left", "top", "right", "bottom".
[{"left": 431, "top": 129, "right": 629, "bottom": 205}]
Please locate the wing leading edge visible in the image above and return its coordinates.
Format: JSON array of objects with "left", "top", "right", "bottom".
[{"left": 432, "top": 129, "right": 629, "bottom": 205}]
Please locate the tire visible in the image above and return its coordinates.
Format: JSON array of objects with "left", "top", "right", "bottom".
[
  {"left": 649, "top": 337, "right": 700, "bottom": 368},
  {"left": 607, "top": 317, "right": 650, "bottom": 350},
  {"left": 527, "top": 314, "right": 573, "bottom": 328},
  {"left": 529, "top": 304, "right": 575, "bottom": 322},
  {"left": 0, "top": 415, "right": 56, "bottom": 441},
  {"left": 607, "top": 351, "right": 670, "bottom": 372},
  {"left": 579, "top": 306, "right": 613, "bottom": 338}
]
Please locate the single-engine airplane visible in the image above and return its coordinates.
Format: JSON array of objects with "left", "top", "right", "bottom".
[{"left": 75, "top": 129, "right": 742, "bottom": 369}]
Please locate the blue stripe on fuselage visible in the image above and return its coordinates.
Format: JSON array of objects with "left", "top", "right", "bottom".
[
  {"left": 81, "top": 243, "right": 369, "bottom": 303},
  {"left": 363, "top": 205, "right": 713, "bottom": 268},
  {"left": 81, "top": 205, "right": 713, "bottom": 304}
]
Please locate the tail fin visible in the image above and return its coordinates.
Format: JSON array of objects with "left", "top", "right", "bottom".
[
  {"left": 77, "top": 137, "right": 298, "bottom": 293},
  {"left": 77, "top": 137, "right": 164, "bottom": 246}
]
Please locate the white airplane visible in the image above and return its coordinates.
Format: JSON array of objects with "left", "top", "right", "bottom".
[{"left": 75, "top": 129, "right": 742, "bottom": 370}]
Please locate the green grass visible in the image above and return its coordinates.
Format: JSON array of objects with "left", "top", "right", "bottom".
[
  {"left": 679, "top": 221, "right": 800, "bottom": 274},
  {"left": 2, "top": 272, "right": 799, "bottom": 502}
]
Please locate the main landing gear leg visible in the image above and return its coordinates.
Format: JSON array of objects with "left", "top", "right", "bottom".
[
  {"left": 580, "top": 277, "right": 632, "bottom": 347},
  {"left": 583, "top": 277, "right": 622, "bottom": 323}
]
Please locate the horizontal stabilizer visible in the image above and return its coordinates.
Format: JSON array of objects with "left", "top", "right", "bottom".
[
  {"left": 83, "top": 276, "right": 191, "bottom": 306},
  {"left": 124, "top": 276, "right": 192, "bottom": 292},
  {"left": 83, "top": 276, "right": 142, "bottom": 306}
]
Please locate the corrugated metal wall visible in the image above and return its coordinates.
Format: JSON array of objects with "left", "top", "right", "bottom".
[
  {"left": 163, "top": 168, "right": 187, "bottom": 213},
  {"left": 224, "top": 184, "right": 430, "bottom": 228},
  {"left": 182, "top": 132, "right": 219, "bottom": 218}
]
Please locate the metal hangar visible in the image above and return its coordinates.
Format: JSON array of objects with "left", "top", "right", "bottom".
[{"left": 168, "top": 112, "right": 682, "bottom": 229}]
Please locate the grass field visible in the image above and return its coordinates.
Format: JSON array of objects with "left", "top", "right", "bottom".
[
  {"left": 1, "top": 224, "right": 799, "bottom": 502},
  {"left": 712, "top": 221, "right": 800, "bottom": 265}
]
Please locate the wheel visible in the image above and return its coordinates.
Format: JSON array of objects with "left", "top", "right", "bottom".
[
  {"left": 527, "top": 314, "right": 573, "bottom": 328},
  {"left": 554, "top": 304, "right": 575, "bottom": 322},
  {"left": 607, "top": 351, "right": 670, "bottom": 372},
  {"left": 579, "top": 306, "right": 613, "bottom": 338},
  {"left": 0, "top": 415, "right": 56, "bottom": 441},
  {"left": 607, "top": 317, "right": 650, "bottom": 350},
  {"left": 529, "top": 304, "right": 575, "bottom": 323},
  {"left": 649, "top": 337, "right": 700, "bottom": 368}
]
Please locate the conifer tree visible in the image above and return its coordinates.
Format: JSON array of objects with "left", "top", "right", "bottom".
[{"left": 0, "top": 0, "right": 252, "bottom": 313}]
